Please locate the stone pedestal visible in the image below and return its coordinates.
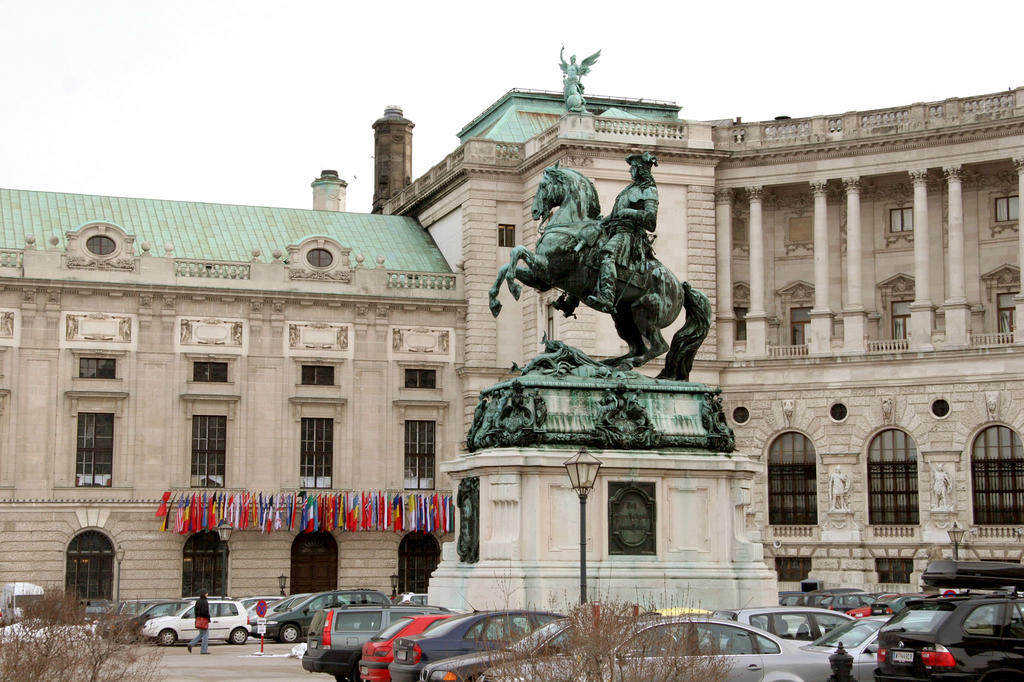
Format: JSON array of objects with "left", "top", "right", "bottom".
[
  {"left": 841, "top": 309, "right": 867, "bottom": 353},
  {"left": 428, "top": 446, "right": 776, "bottom": 612}
]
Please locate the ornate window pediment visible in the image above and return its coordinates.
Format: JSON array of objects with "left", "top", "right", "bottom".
[
  {"left": 733, "top": 282, "right": 750, "bottom": 307},
  {"left": 64, "top": 222, "right": 137, "bottom": 272},
  {"left": 776, "top": 280, "right": 815, "bottom": 307},
  {"left": 878, "top": 273, "right": 916, "bottom": 309},
  {"left": 286, "top": 237, "right": 352, "bottom": 282},
  {"left": 981, "top": 264, "right": 1020, "bottom": 295}
]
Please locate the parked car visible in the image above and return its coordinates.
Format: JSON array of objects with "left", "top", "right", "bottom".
[
  {"left": 845, "top": 593, "right": 926, "bottom": 618},
  {"left": 388, "top": 610, "right": 563, "bottom": 682},
  {"left": 302, "top": 604, "right": 448, "bottom": 681},
  {"left": 359, "top": 613, "right": 453, "bottom": 682},
  {"left": 711, "top": 606, "right": 853, "bottom": 641},
  {"left": 799, "top": 616, "right": 888, "bottom": 681},
  {"left": 395, "top": 593, "right": 428, "bottom": 606},
  {"left": 239, "top": 595, "right": 282, "bottom": 614},
  {"left": 141, "top": 598, "right": 250, "bottom": 646},
  {"left": 441, "top": 616, "right": 835, "bottom": 682},
  {"left": 797, "top": 588, "right": 868, "bottom": 608},
  {"left": 256, "top": 589, "right": 390, "bottom": 643},
  {"left": 779, "top": 590, "right": 805, "bottom": 606}
]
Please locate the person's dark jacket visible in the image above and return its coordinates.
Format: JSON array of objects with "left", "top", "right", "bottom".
[{"left": 194, "top": 596, "right": 210, "bottom": 620}]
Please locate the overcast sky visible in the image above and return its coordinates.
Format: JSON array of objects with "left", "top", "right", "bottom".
[{"left": 1, "top": 1, "right": 1020, "bottom": 214}]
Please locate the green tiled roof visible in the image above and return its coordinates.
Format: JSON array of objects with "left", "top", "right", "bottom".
[{"left": 0, "top": 188, "right": 452, "bottom": 273}]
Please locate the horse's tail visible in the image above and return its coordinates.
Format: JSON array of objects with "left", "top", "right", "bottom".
[{"left": 657, "top": 284, "right": 711, "bottom": 382}]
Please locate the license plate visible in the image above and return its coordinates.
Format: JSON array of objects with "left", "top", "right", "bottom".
[
  {"left": 893, "top": 650, "right": 914, "bottom": 664},
  {"left": 309, "top": 640, "right": 318, "bottom": 649},
  {"left": 397, "top": 650, "right": 408, "bottom": 662},
  {"left": 360, "top": 666, "right": 368, "bottom": 675}
]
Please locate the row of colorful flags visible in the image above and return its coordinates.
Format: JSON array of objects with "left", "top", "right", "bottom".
[{"left": 154, "top": 490, "right": 454, "bottom": 535}]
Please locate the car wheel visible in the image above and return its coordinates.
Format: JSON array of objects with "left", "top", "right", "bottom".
[
  {"left": 230, "top": 627, "right": 248, "bottom": 645},
  {"left": 156, "top": 629, "right": 177, "bottom": 646},
  {"left": 278, "top": 623, "right": 300, "bottom": 643}
]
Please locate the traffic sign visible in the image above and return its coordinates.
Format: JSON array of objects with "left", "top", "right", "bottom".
[
  {"left": 943, "top": 589, "right": 957, "bottom": 597},
  {"left": 257, "top": 617, "right": 267, "bottom": 634},
  {"left": 255, "top": 600, "right": 268, "bottom": 617}
]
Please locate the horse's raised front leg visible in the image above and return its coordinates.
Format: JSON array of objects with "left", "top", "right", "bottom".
[
  {"left": 504, "top": 245, "right": 535, "bottom": 300},
  {"left": 488, "top": 264, "right": 510, "bottom": 317}
]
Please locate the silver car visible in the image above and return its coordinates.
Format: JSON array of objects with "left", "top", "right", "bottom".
[
  {"left": 712, "top": 606, "right": 854, "bottom": 642},
  {"left": 800, "top": 615, "right": 889, "bottom": 681}
]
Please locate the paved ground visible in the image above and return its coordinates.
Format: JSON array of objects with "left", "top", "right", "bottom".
[{"left": 154, "top": 640, "right": 316, "bottom": 681}]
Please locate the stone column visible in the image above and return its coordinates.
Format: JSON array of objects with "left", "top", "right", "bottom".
[
  {"left": 1016, "top": 158, "right": 1024, "bottom": 345},
  {"left": 909, "top": 169, "right": 934, "bottom": 350},
  {"left": 809, "top": 181, "right": 832, "bottom": 354},
  {"left": 716, "top": 189, "right": 735, "bottom": 358},
  {"left": 842, "top": 178, "right": 867, "bottom": 352},
  {"left": 745, "top": 186, "right": 767, "bottom": 357},
  {"left": 943, "top": 166, "right": 970, "bottom": 347}
]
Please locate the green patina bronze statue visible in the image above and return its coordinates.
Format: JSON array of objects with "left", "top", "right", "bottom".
[{"left": 559, "top": 47, "right": 600, "bottom": 113}]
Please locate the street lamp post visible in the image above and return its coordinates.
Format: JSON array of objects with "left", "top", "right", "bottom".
[
  {"left": 390, "top": 573, "right": 399, "bottom": 601},
  {"left": 114, "top": 546, "right": 126, "bottom": 604},
  {"left": 564, "top": 448, "right": 602, "bottom": 605},
  {"left": 215, "top": 519, "right": 232, "bottom": 597},
  {"left": 278, "top": 574, "right": 287, "bottom": 596},
  {"left": 948, "top": 521, "right": 966, "bottom": 561}
]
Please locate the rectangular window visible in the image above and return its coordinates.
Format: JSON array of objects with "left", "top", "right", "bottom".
[
  {"left": 404, "top": 369, "right": 436, "bottom": 389},
  {"left": 497, "top": 224, "right": 515, "bottom": 248},
  {"left": 301, "top": 365, "right": 335, "bottom": 386},
  {"left": 191, "top": 415, "right": 226, "bottom": 488},
  {"left": 79, "top": 358, "right": 116, "bottom": 379},
  {"left": 193, "top": 362, "right": 228, "bottom": 383},
  {"left": 774, "top": 557, "right": 811, "bottom": 583},
  {"left": 404, "top": 420, "right": 435, "bottom": 490},
  {"left": 889, "top": 207, "right": 913, "bottom": 233},
  {"left": 995, "top": 196, "right": 1019, "bottom": 222},
  {"left": 76, "top": 413, "right": 113, "bottom": 487},
  {"left": 546, "top": 304, "right": 556, "bottom": 342},
  {"left": 998, "top": 293, "right": 1016, "bottom": 333},
  {"left": 734, "top": 307, "right": 748, "bottom": 341},
  {"left": 876, "top": 558, "right": 913, "bottom": 584},
  {"left": 300, "top": 417, "right": 333, "bottom": 489},
  {"left": 892, "top": 301, "right": 911, "bottom": 339},
  {"left": 790, "top": 307, "right": 811, "bottom": 345}
]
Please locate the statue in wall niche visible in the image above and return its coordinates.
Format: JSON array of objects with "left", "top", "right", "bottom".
[
  {"left": 828, "top": 465, "right": 851, "bottom": 512},
  {"left": 489, "top": 155, "right": 709, "bottom": 378},
  {"left": 456, "top": 477, "right": 479, "bottom": 564},
  {"left": 986, "top": 391, "right": 1000, "bottom": 422},
  {"left": 930, "top": 462, "right": 953, "bottom": 511},
  {"left": 881, "top": 396, "right": 894, "bottom": 424},
  {"left": 558, "top": 46, "right": 600, "bottom": 113}
]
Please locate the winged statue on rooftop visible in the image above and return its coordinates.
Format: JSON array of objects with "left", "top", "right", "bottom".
[{"left": 559, "top": 46, "right": 601, "bottom": 113}]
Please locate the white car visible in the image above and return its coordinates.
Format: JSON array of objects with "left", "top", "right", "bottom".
[{"left": 141, "top": 599, "right": 250, "bottom": 646}]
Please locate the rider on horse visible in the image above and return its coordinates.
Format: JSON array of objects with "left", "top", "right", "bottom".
[{"left": 586, "top": 152, "right": 659, "bottom": 312}]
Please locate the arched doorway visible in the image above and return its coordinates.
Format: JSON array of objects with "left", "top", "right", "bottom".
[
  {"left": 398, "top": 533, "right": 440, "bottom": 594},
  {"left": 66, "top": 530, "right": 114, "bottom": 600},
  {"left": 182, "top": 531, "right": 224, "bottom": 597},
  {"left": 290, "top": 532, "right": 338, "bottom": 594}
]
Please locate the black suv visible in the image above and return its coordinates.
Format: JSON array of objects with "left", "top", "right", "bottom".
[
  {"left": 875, "top": 560, "right": 1024, "bottom": 680},
  {"left": 255, "top": 588, "right": 390, "bottom": 643}
]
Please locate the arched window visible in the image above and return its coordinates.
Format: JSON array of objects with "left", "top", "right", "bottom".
[
  {"left": 290, "top": 532, "right": 338, "bottom": 594},
  {"left": 66, "top": 530, "right": 114, "bottom": 600},
  {"left": 182, "top": 531, "right": 223, "bottom": 597},
  {"left": 868, "top": 429, "right": 919, "bottom": 525},
  {"left": 972, "top": 425, "right": 1024, "bottom": 525},
  {"left": 398, "top": 533, "right": 440, "bottom": 594},
  {"left": 767, "top": 432, "right": 818, "bottom": 525}
]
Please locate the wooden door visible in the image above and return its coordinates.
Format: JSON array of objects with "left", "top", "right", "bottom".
[{"left": 289, "top": 532, "right": 338, "bottom": 594}]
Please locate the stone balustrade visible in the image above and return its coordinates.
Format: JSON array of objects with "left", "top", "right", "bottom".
[
  {"left": 866, "top": 339, "right": 910, "bottom": 353},
  {"left": 974, "top": 526, "right": 1023, "bottom": 540},
  {"left": 767, "top": 344, "right": 809, "bottom": 358},
  {"left": 970, "top": 331, "right": 1015, "bottom": 347},
  {"left": 593, "top": 118, "right": 687, "bottom": 140},
  {"left": 770, "top": 525, "right": 816, "bottom": 539},
  {"left": 175, "top": 259, "right": 252, "bottom": 279},
  {"left": 386, "top": 271, "right": 458, "bottom": 291},
  {"left": 869, "top": 525, "right": 918, "bottom": 539},
  {"left": 0, "top": 250, "right": 23, "bottom": 268}
]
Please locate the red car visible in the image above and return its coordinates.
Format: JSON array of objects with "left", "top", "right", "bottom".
[
  {"left": 360, "top": 613, "right": 452, "bottom": 682},
  {"left": 848, "top": 593, "right": 929, "bottom": 618}
]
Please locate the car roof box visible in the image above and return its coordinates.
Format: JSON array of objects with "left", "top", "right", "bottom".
[{"left": 922, "top": 560, "right": 1024, "bottom": 590}]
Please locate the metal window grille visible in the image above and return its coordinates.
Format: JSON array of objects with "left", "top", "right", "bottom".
[
  {"left": 398, "top": 533, "right": 440, "bottom": 593},
  {"left": 404, "top": 369, "right": 436, "bottom": 389},
  {"left": 972, "top": 425, "right": 1024, "bottom": 525},
  {"left": 774, "top": 557, "right": 811, "bottom": 583},
  {"left": 191, "top": 415, "right": 226, "bottom": 488},
  {"left": 65, "top": 530, "right": 114, "bottom": 600},
  {"left": 79, "top": 357, "right": 116, "bottom": 379},
  {"left": 868, "top": 429, "right": 919, "bottom": 525},
  {"left": 404, "top": 420, "right": 435, "bottom": 490},
  {"left": 76, "top": 413, "right": 114, "bottom": 487},
  {"left": 181, "top": 531, "right": 223, "bottom": 597},
  {"left": 300, "top": 417, "right": 333, "bottom": 489},
  {"left": 876, "top": 558, "right": 913, "bottom": 584},
  {"left": 768, "top": 432, "right": 818, "bottom": 525}
]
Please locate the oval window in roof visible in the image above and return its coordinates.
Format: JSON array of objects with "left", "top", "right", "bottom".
[
  {"left": 86, "top": 235, "right": 116, "bottom": 256},
  {"left": 307, "top": 248, "right": 333, "bottom": 268}
]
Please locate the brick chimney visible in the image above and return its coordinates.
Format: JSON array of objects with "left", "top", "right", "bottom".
[
  {"left": 372, "top": 105, "right": 414, "bottom": 214},
  {"left": 311, "top": 170, "right": 347, "bottom": 212}
]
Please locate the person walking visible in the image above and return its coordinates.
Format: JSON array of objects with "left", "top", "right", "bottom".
[{"left": 187, "top": 590, "right": 211, "bottom": 654}]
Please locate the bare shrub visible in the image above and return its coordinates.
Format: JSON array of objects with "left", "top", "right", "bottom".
[
  {"left": 0, "top": 590, "right": 163, "bottom": 682},
  {"left": 479, "top": 601, "right": 730, "bottom": 682}
]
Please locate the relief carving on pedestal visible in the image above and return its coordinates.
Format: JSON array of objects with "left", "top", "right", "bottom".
[
  {"left": 608, "top": 482, "right": 656, "bottom": 556},
  {"left": 456, "top": 477, "right": 479, "bottom": 564}
]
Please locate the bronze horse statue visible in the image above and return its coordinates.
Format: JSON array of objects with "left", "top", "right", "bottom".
[{"left": 488, "top": 164, "right": 710, "bottom": 380}]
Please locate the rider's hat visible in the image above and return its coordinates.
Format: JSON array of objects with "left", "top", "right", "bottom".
[{"left": 626, "top": 151, "right": 658, "bottom": 168}]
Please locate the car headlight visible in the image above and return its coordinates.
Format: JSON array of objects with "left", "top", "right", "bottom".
[
  {"left": 264, "top": 620, "right": 278, "bottom": 626},
  {"left": 428, "top": 672, "right": 457, "bottom": 681}
]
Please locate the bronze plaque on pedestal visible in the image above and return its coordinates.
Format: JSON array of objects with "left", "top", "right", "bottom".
[{"left": 608, "top": 482, "right": 656, "bottom": 555}]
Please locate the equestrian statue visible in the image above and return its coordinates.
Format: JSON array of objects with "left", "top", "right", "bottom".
[{"left": 488, "top": 152, "right": 711, "bottom": 381}]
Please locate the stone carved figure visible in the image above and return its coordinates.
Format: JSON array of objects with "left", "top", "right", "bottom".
[
  {"left": 558, "top": 46, "right": 600, "bottom": 113},
  {"left": 930, "top": 462, "right": 953, "bottom": 511},
  {"left": 700, "top": 393, "right": 736, "bottom": 453},
  {"left": 881, "top": 396, "right": 894, "bottom": 424},
  {"left": 594, "top": 384, "right": 655, "bottom": 449},
  {"left": 828, "top": 465, "right": 851, "bottom": 512},
  {"left": 489, "top": 158, "right": 701, "bottom": 377},
  {"left": 986, "top": 391, "right": 1000, "bottom": 422},
  {"left": 456, "top": 477, "right": 479, "bottom": 564},
  {"left": 466, "top": 381, "right": 549, "bottom": 450}
]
